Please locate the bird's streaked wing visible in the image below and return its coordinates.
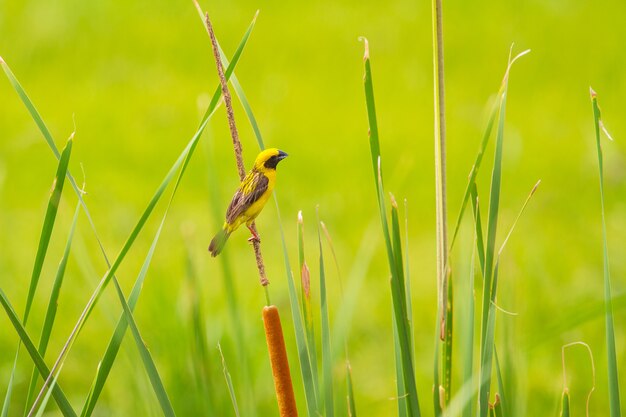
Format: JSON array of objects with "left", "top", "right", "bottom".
[{"left": 226, "top": 172, "right": 269, "bottom": 224}]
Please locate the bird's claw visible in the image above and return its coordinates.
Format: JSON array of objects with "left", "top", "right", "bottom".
[{"left": 247, "top": 235, "right": 261, "bottom": 244}]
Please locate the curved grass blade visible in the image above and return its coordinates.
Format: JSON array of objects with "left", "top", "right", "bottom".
[
  {"left": 317, "top": 211, "right": 334, "bottom": 417},
  {"left": 360, "top": 37, "right": 420, "bottom": 416},
  {"left": 2, "top": 136, "right": 72, "bottom": 416},
  {"left": 590, "top": 88, "right": 621, "bottom": 417},
  {"left": 0, "top": 289, "right": 76, "bottom": 417},
  {"left": 24, "top": 203, "right": 81, "bottom": 413}
]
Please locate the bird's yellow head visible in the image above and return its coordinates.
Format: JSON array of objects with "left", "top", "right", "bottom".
[{"left": 253, "top": 148, "right": 288, "bottom": 171}]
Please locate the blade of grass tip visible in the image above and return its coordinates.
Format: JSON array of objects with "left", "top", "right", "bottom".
[
  {"left": 24, "top": 203, "right": 81, "bottom": 414},
  {"left": 0, "top": 289, "right": 76, "bottom": 417},
  {"left": 23, "top": 136, "right": 73, "bottom": 323},
  {"left": 561, "top": 342, "right": 595, "bottom": 417},
  {"left": 218, "top": 343, "right": 241, "bottom": 417},
  {"left": 317, "top": 209, "right": 334, "bottom": 417},
  {"left": 494, "top": 348, "right": 508, "bottom": 416},
  {"left": 298, "top": 211, "right": 320, "bottom": 408},
  {"left": 346, "top": 361, "right": 357, "bottom": 417},
  {"left": 109, "top": 278, "right": 176, "bottom": 417},
  {"left": 2, "top": 136, "right": 72, "bottom": 416},
  {"left": 360, "top": 36, "right": 420, "bottom": 416},
  {"left": 479, "top": 48, "right": 528, "bottom": 417},
  {"left": 590, "top": 88, "right": 621, "bottom": 417}
]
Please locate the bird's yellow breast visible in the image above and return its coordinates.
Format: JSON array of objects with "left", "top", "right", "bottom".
[{"left": 242, "top": 169, "right": 275, "bottom": 224}]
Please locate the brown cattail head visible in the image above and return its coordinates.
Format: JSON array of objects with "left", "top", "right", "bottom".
[{"left": 263, "top": 306, "right": 298, "bottom": 417}]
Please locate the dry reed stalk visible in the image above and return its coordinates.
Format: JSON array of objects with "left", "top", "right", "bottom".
[
  {"left": 204, "top": 12, "right": 269, "bottom": 287},
  {"left": 263, "top": 305, "right": 298, "bottom": 417}
]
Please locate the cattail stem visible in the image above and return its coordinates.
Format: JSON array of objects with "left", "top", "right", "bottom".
[
  {"left": 204, "top": 11, "right": 269, "bottom": 288},
  {"left": 263, "top": 306, "right": 298, "bottom": 417}
]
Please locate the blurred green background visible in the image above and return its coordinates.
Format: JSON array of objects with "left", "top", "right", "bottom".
[{"left": 1, "top": 0, "right": 626, "bottom": 415}]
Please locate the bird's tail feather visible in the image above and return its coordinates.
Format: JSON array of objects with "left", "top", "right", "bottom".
[{"left": 208, "top": 228, "right": 230, "bottom": 257}]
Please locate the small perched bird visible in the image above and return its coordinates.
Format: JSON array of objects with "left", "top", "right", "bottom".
[{"left": 209, "top": 148, "right": 288, "bottom": 257}]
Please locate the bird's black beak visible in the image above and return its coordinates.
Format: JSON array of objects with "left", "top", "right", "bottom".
[{"left": 277, "top": 150, "right": 288, "bottom": 161}]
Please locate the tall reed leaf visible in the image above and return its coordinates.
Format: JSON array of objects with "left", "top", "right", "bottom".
[
  {"left": 360, "top": 37, "right": 420, "bottom": 417},
  {"left": 24, "top": 203, "right": 81, "bottom": 413},
  {"left": 590, "top": 88, "right": 621, "bottom": 417},
  {"left": 318, "top": 212, "right": 334, "bottom": 417},
  {"left": 0, "top": 289, "right": 76, "bottom": 417},
  {"left": 1, "top": 136, "right": 72, "bottom": 416}
]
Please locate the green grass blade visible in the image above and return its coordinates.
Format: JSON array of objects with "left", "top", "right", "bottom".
[
  {"left": 25, "top": 203, "right": 80, "bottom": 413},
  {"left": 80, "top": 205, "right": 169, "bottom": 417},
  {"left": 590, "top": 88, "right": 621, "bottom": 417},
  {"left": 346, "top": 362, "right": 357, "bottom": 417},
  {"left": 274, "top": 196, "right": 319, "bottom": 417},
  {"left": 559, "top": 391, "right": 570, "bottom": 417},
  {"left": 470, "top": 185, "right": 486, "bottom": 275},
  {"left": 449, "top": 104, "right": 498, "bottom": 250},
  {"left": 110, "top": 278, "right": 176, "bottom": 417},
  {"left": 478, "top": 265, "right": 499, "bottom": 417},
  {"left": 298, "top": 212, "right": 320, "bottom": 407},
  {"left": 318, "top": 212, "right": 334, "bottom": 417},
  {"left": 360, "top": 37, "right": 420, "bottom": 417},
  {"left": 33, "top": 365, "right": 63, "bottom": 417},
  {"left": 218, "top": 343, "right": 241, "bottom": 417},
  {"left": 443, "top": 278, "right": 453, "bottom": 405},
  {"left": 0, "top": 289, "right": 76, "bottom": 417},
  {"left": 462, "top": 238, "right": 477, "bottom": 417},
  {"left": 494, "top": 348, "right": 508, "bottom": 416},
  {"left": 2, "top": 137, "right": 72, "bottom": 416},
  {"left": 23, "top": 137, "right": 73, "bottom": 323}
]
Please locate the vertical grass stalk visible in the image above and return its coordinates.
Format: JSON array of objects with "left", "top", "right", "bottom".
[{"left": 589, "top": 88, "right": 621, "bottom": 417}]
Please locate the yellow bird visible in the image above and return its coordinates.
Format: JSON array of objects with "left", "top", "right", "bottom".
[{"left": 209, "top": 148, "right": 288, "bottom": 257}]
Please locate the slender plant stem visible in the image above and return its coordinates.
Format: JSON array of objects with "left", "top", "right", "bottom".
[
  {"left": 204, "top": 12, "right": 269, "bottom": 288},
  {"left": 431, "top": 0, "right": 448, "bottom": 341}
]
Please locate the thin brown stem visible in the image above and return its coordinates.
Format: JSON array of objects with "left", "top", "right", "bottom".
[{"left": 204, "top": 12, "right": 269, "bottom": 288}]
